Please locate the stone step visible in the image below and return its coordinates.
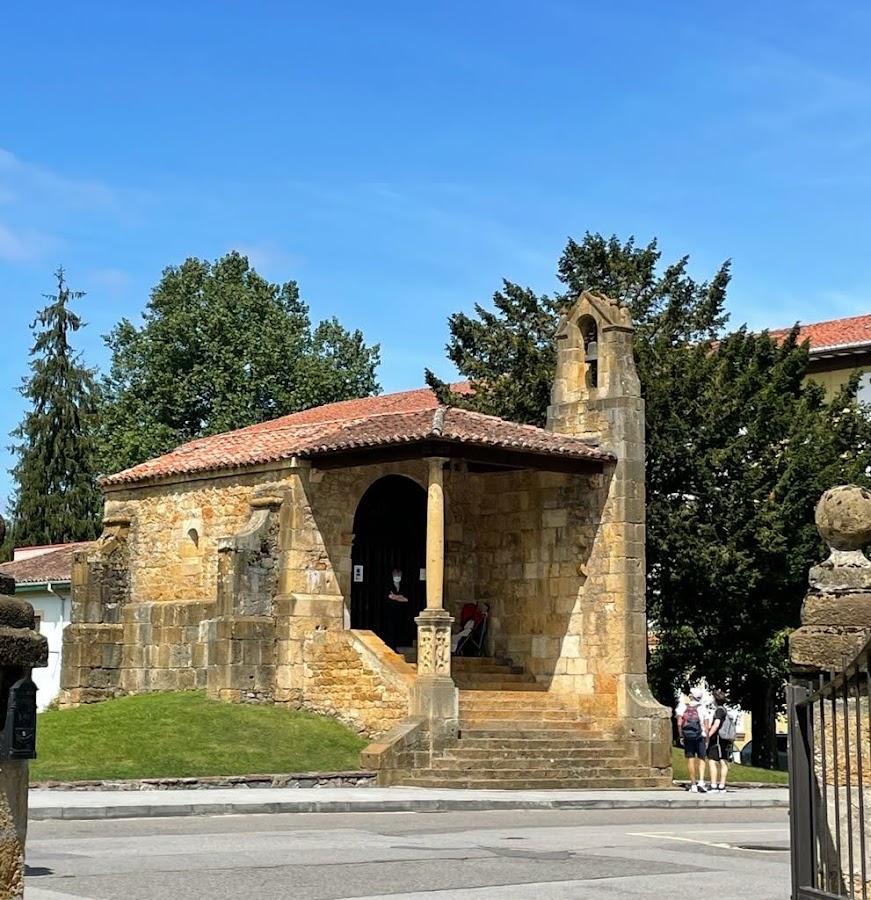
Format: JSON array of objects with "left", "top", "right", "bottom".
[
  {"left": 458, "top": 722, "right": 594, "bottom": 735},
  {"left": 458, "top": 725, "right": 598, "bottom": 738},
  {"left": 406, "top": 656, "right": 515, "bottom": 667},
  {"left": 395, "top": 775, "right": 671, "bottom": 790},
  {"left": 458, "top": 691, "right": 580, "bottom": 708},
  {"left": 460, "top": 727, "right": 612, "bottom": 753},
  {"left": 421, "top": 767, "right": 651, "bottom": 781},
  {"left": 454, "top": 682, "right": 547, "bottom": 692},
  {"left": 456, "top": 671, "right": 537, "bottom": 683},
  {"left": 450, "top": 657, "right": 507, "bottom": 667},
  {"left": 452, "top": 665, "right": 525, "bottom": 675},
  {"left": 458, "top": 708, "right": 587, "bottom": 721},
  {"left": 432, "top": 755, "right": 641, "bottom": 770},
  {"left": 441, "top": 745, "right": 638, "bottom": 760}
]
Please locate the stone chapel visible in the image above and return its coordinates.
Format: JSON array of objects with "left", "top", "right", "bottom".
[{"left": 60, "top": 292, "right": 671, "bottom": 787}]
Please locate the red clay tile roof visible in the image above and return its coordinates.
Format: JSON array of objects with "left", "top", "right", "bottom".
[
  {"left": 0, "top": 543, "right": 90, "bottom": 585},
  {"left": 100, "top": 387, "right": 610, "bottom": 487},
  {"left": 769, "top": 314, "right": 871, "bottom": 353}
]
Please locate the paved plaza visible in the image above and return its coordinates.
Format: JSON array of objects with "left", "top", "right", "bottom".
[{"left": 25, "top": 806, "right": 790, "bottom": 900}]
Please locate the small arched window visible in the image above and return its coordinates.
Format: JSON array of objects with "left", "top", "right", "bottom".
[
  {"left": 578, "top": 315, "right": 598, "bottom": 387},
  {"left": 187, "top": 527, "right": 200, "bottom": 549}
]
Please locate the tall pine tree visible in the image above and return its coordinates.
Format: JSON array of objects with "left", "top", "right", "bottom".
[{"left": 9, "top": 268, "right": 101, "bottom": 546}]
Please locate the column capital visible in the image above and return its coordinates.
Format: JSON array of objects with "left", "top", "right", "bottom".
[{"left": 424, "top": 456, "right": 450, "bottom": 467}]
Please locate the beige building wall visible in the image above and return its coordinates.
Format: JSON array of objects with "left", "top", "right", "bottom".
[
  {"left": 467, "top": 468, "right": 613, "bottom": 702},
  {"left": 809, "top": 367, "right": 861, "bottom": 399}
]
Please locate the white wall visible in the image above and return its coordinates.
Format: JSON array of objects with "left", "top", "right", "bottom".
[{"left": 25, "top": 587, "right": 70, "bottom": 711}]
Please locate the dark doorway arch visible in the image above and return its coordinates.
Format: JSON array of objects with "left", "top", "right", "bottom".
[{"left": 351, "top": 475, "right": 427, "bottom": 649}]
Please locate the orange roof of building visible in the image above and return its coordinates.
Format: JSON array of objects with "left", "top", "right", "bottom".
[
  {"left": 100, "top": 385, "right": 610, "bottom": 487},
  {"left": 0, "top": 543, "right": 90, "bottom": 585},
  {"left": 769, "top": 313, "right": 871, "bottom": 353}
]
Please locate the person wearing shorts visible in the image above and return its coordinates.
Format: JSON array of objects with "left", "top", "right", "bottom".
[
  {"left": 707, "top": 689, "right": 732, "bottom": 792},
  {"left": 676, "top": 686, "right": 709, "bottom": 792}
]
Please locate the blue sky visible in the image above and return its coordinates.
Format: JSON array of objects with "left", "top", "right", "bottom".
[{"left": 1, "top": 1, "right": 870, "bottom": 513}]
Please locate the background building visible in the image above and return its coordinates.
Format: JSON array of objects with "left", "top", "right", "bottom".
[
  {"left": 770, "top": 313, "right": 871, "bottom": 399},
  {"left": 0, "top": 543, "right": 87, "bottom": 710}
]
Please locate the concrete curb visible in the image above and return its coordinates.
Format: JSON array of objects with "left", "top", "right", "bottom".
[{"left": 29, "top": 789, "right": 790, "bottom": 821}]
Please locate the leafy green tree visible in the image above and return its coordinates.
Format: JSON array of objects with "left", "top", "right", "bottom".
[
  {"left": 646, "top": 330, "right": 871, "bottom": 767},
  {"left": 428, "top": 232, "right": 871, "bottom": 768},
  {"left": 99, "top": 252, "right": 381, "bottom": 473},
  {"left": 8, "top": 268, "right": 101, "bottom": 546}
]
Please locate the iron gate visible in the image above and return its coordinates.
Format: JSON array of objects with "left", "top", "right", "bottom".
[{"left": 789, "top": 634, "right": 871, "bottom": 899}]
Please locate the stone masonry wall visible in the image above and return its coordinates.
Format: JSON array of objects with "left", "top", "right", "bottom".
[
  {"left": 120, "top": 600, "right": 213, "bottom": 694},
  {"left": 107, "top": 470, "right": 294, "bottom": 603},
  {"left": 301, "top": 630, "right": 413, "bottom": 736},
  {"left": 468, "top": 468, "right": 615, "bottom": 711}
]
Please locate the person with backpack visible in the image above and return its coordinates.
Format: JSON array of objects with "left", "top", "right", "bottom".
[
  {"left": 707, "top": 689, "right": 737, "bottom": 793},
  {"left": 676, "top": 686, "right": 709, "bottom": 792}
]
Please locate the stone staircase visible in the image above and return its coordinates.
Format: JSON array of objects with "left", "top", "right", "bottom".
[{"left": 392, "top": 656, "right": 669, "bottom": 789}]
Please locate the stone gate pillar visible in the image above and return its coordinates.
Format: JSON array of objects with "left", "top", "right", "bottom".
[
  {"left": 789, "top": 485, "right": 871, "bottom": 898},
  {"left": 790, "top": 485, "right": 871, "bottom": 676},
  {"left": 0, "top": 571, "right": 48, "bottom": 899},
  {"left": 410, "top": 457, "right": 458, "bottom": 741}
]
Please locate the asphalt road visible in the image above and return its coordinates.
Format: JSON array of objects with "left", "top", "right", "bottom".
[{"left": 25, "top": 807, "right": 791, "bottom": 900}]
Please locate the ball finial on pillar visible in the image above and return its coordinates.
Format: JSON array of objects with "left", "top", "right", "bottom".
[{"left": 815, "top": 484, "right": 871, "bottom": 568}]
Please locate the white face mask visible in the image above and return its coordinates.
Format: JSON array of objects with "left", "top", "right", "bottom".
[{"left": 392, "top": 573, "right": 401, "bottom": 588}]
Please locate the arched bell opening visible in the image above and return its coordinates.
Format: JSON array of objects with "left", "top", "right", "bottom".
[
  {"left": 578, "top": 314, "right": 599, "bottom": 388},
  {"left": 350, "top": 474, "right": 427, "bottom": 650}
]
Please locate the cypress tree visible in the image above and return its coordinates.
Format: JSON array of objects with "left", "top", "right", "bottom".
[{"left": 8, "top": 268, "right": 101, "bottom": 546}]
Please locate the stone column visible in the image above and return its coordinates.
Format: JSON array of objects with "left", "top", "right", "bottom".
[
  {"left": 425, "top": 457, "right": 447, "bottom": 612},
  {"left": 0, "top": 573, "right": 48, "bottom": 900},
  {"left": 410, "top": 457, "right": 457, "bottom": 741}
]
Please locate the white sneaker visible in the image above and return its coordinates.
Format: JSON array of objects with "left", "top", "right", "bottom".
[{"left": 689, "top": 784, "right": 699, "bottom": 792}]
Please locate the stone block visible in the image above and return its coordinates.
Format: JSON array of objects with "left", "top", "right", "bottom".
[
  {"left": 790, "top": 626, "right": 871, "bottom": 673},
  {"left": 0, "top": 626, "right": 48, "bottom": 668},
  {"left": 800, "top": 593, "right": 871, "bottom": 627}
]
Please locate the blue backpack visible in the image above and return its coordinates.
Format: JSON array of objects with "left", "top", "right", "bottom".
[{"left": 681, "top": 704, "right": 702, "bottom": 739}]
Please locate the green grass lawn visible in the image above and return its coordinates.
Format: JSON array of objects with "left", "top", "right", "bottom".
[
  {"left": 670, "top": 746, "right": 789, "bottom": 784},
  {"left": 31, "top": 691, "right": 368, "bottom": 782},
  {"left": 31, "top": 691, "right": 790, "bottom": 785}
]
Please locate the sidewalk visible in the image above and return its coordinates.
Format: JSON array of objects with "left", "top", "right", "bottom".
[{"left": 28, "top": 785, "right": 789, "bottom": 821}]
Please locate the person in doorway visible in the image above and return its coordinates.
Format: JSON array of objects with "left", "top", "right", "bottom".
[
  {"left": 385, "top": 567, "right": 409, "bottom": 650},
  {"left": 707, "top": 689, "right": 733, "bottom": 793},
  {"left": 676, "top": 686, "right": 709, "bottom": 792}
]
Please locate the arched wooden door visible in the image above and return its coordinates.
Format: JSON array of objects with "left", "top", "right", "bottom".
[{"left": 350, "top": 475, "right": 426, "bottom": 649}]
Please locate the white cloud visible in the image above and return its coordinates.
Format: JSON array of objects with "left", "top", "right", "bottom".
[
  {"left": 0, "top": 148, "right": 119, "bottom": 212},
  {"left": 85, "top": 267, "right": 131, "bottom": 294},
  {"left": 0, "top": 222, "right": 54, "bottom": 262},
  {"left": 0, "top": 149, "right": 152, "bottom": 267},
  {"left": 233, "top": 242, "right": 302, "bottom": 275}
]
